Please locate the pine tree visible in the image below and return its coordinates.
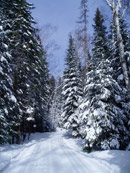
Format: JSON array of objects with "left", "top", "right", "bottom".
[
  {"left": 79, "top": 9, "right": 130, "bottom": 151},
  {"left": 62, "top": 35, "right": 83, "bottom": 137}
]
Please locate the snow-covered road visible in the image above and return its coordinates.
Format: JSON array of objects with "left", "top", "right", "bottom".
[{"left": 1, "top": 129, "right": 130, "bottom": 173}]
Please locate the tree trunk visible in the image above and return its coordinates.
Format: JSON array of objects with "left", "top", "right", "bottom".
[
  {"left": 107, "top": 0, "right": 129, "bottom": 89},
  {"left": 84, "top": 15, "right": 88, "bottom": 73},
  {"left": 115, "top": 0, "right": 129, "bottom": 89}
]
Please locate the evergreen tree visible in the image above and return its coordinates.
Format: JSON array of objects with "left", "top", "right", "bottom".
[
  {"left": 0, "top": 1, "right": 20, "bottom": 144},
  {"left": 32, "top": 48, "right": 52, "bottom": 132},
  {"left": 50, "top": 77, "right": 63, "bottom": 128},
  {"left": 109, "top": 9, "right": 130, "bottom": 136},
  {"left": 0, "top": 0, "right": 52, "bottom": 143},
  {"left": 62, "top": 35, "right": 83, "bottom": 137},
  {"left": 9, "top": 0, "right": 52, "bottom": 135},
  {"left": 79, "top": 9, "right": 130, "bottom": 151}
]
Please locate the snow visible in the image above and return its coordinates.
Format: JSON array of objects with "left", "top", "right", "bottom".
[
  {"left": 23, "top": 45, "right": 27, "bottom": 48},
  {"left": 26, "top": 117, "right": 35, "bottom": 121},
  {"left": 3, "top": 43, "right": 8, "bottom": 49},
  {"left": 26, "top": 107, "right": 34, "bottom": 114},
  {"left": 115, "top": 94, "right": 121, "bottom": 103},
  {"left": 117, "top": 74, "right": 124, "bottom": 81},
  {"left": 110, "top": 138, "right": 120, "bottom": 148},
  {"left": 0, "top": 25, "right": 3, "bottom": 30},
  {"left": 0, "top": 56, "right": 7, "bottom": 63},
  {"left": 0, "top": 67, "right": 3, "bottom": 74},
  {"left": 9, "top": 95, "right": 17, "bottom": 103},
  {"left": 4, "top": 108, "right": 8, "bottom": 115},
  {"left": 101, "top": 88, "right": 111, "bottom": 100},
  {"left": 0, "top": 129, "right": 130, "bottom": 173},
  {"left": 5, "top": 52, "right": 12, "bottom": 59}
]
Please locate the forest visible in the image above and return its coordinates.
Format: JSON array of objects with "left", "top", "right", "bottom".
[{"left": 0, "top": 0, "right": 130, "bottom": 157}]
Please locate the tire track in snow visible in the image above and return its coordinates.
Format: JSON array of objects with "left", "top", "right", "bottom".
[
  {"left": 30, "top": 138, "right": 49, "bottom": 173},
  {"left": 54, "top": 135, "right": 76, "bottom": 173},
  {"left": 2, "top": 139, "right": 45, "bottom": 173},
  {"left": 23, "top": 141, "right": 42, "bottom": 173},
  {"left": 0, "top": 144, "right": 27, "bottom": 173},
  {"left": 48, "top": 133, "right": 76, "bottom": 173},
  {"left": 48, "top": 137, "right": 53, "bottom": 173}
]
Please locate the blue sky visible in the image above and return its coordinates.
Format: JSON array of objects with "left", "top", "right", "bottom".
[{"left": 27, "top": 0, "right": 108, "bottom": 77}]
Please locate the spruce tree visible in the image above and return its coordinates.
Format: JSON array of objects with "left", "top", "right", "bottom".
[
  {"left": 0, "top": 4, "right": 20, "bottom": 143},
  {"left": 32, "top": 47, "right": 52, "bottom": 132},
  {"left": 62, "top": 35, "right": 83, "bottom": 137},
  {"left": 50, "top": 77, "right": 63, "bottom": 128},
  {"left": 79, "top": 9, "right": 130, "bottom": 151},
  {"left": 10, "top": 0, "right": 52, "bottom": 135},
  {"left": 109, "top": 10, "right": 130, "bottom": 136},
  {"left": 0, "top": 0, "right": 52, "bottom": 143}
]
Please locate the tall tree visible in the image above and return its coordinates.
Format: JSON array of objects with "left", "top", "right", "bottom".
[
  {"left": 79, "top": 9, "right": 130, "bottom": 151},
  {"left": 61, "top": 35, "right": 83, "bottom": 137},
  {"left": 0, "top": 1, "right": 20, "bottom": 144},
  {"left": 109, "top": 11, "right": 130, "bottom": 89},
  {"left": 106, "top": 0, "right": 130, "bottom": 90},
  {"left": 0, "top": 0, "right": 53, "bottom": 143},
  {"left": 77, "top": 0, "right": 88, "bottom": 73},
  {"left": 50, "top": 77, "right": 63, "bottom": 128}
]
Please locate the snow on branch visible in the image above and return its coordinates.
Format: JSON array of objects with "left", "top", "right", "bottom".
[{"left": 106, "top": 0, "right": 113, "bottom": 7}]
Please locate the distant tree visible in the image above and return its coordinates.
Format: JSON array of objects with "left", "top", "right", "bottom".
[
  {"left": 61, "top": 35, "right": 83, "bottom": 137},
  {"left": 50, "top": 75, "right": 56, "bottom": 99},
  {"left": 50, "top": 77, "right": 64, "bottom": 128}
]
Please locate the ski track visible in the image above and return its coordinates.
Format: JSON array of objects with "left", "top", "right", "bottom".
[
  {"left": 61, "top": 137, "right": 113, "bottom": 173},
  {"left": 58, "top": 137, "right": 88, "bottom": 173},
  {"left": 1, "top": 130, "right": 116, "bottom": 173}
]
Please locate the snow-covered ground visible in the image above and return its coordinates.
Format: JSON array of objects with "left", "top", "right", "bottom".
[{"left": 0, "top": 129, "right": 130, "bottom": 173}]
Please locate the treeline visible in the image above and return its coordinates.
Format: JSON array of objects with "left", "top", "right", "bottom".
[
  {"left": 0, "top": 0, "right": 53, "bottom": 144},
  {"left": 52, "top": 0, "right": 130, "bottom": 151}
]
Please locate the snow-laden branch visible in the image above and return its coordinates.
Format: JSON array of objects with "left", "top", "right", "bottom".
[{"left": 106, "top": 0, "right": 113, "bottom": 7}]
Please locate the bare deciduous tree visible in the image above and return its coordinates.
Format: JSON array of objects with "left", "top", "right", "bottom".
[
  {"left": 77, "top": 0, "right": 89, "bottom": 73},
  {"left": 106, "top": 0, "right": 130, "bottom": 89},
  {"left": 39, "top": 24, "right": 59, "bottom": 57}
]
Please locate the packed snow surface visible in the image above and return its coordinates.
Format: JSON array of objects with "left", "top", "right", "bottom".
[{"left": 0, "top": 129, "right": 130, "bottom": 173}]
